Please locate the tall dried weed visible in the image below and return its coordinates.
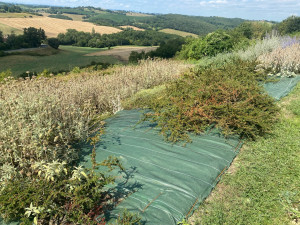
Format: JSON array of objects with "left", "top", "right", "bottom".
[
  {"left": 257, "top": 42, "right": 300, "bottom": 76},
  {"left": 0, "top": 59, "right": 190, "bottom": 186}
]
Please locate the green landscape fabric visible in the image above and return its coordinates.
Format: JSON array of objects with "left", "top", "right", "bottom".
[
  {"left": 264, "top": 76, "right": 300, "bottom": 100},
  {"left": 80, "top": 76, "right": 300, "bottom": 224},
  {"left": 79, "top": 110, "right": 242, "bottom": 224}
]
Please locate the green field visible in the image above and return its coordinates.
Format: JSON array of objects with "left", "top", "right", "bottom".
[
  {"left": 0, "top": 45, "right": 121, "bottom": 77},
  {"left": 0, "top": 22, "right": 22, "bottom": 35},
  {"left": 189, "top": 83, "right": 300, "bottom": 224}
]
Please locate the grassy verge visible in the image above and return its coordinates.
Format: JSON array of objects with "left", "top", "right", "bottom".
[
  {"left": 0, "top": 45, "right": 120, "bottom": 77},
  {"left": 189, "top": 82, "right": 300, "bottom": 225}
]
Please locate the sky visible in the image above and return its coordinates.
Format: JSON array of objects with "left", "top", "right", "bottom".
[{"left": 2, "top": 0, "right": 300, "bottom": 21}]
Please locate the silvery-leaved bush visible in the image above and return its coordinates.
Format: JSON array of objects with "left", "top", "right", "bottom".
[{"left": 0, "top": 59, "right": 191, "bottom": 188}]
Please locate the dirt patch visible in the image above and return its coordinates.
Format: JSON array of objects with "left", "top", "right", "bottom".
[{"left": 85, "top": 46, "right": 158, "bottom": 61}]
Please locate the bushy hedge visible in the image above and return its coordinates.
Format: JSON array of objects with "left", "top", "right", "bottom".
[
  {"left": 178, "top": 30, "right": 235, "bottom": 60},
  {"left": 48, "top": 14, "right": 73, "bottom": 20}
]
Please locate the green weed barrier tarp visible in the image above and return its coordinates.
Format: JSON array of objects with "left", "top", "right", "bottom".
[
  {"left": 1, "top": 77, "right": 299, "bottom": 225},
  {"left": 80, "top": 76, "right": 300, "bottom": 225},
  {"left": 79, "top": 110, "right": 242, "bottom": 224},
  {"left": 264, "top": 76, "right": 300, "bottom": 100}
]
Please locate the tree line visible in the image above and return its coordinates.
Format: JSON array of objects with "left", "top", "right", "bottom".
[
  {"left": 0, "top": 27, "right": 46, "bottom": 51},
  {"left": 57, "top": 29, "right": 179, "bottom": 48},
  {"left": 0, "top": 4, "right": 22, "bottom": 13}
]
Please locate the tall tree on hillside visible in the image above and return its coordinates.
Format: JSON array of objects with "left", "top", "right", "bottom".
[{"left": 23, "top": 27, "right": 46, "bottom": 48}]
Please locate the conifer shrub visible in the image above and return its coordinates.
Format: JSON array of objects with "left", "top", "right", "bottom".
[{"left": 141, "top": 60, "right": 279, "bottom": 141}]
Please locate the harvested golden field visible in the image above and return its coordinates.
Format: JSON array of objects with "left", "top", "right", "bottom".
[
  {"left": 126, "top": 12, "right": 152, "bottom": 17},
  {"left": 160, "top": 28, "right": 198, "bottom": 37},
  {"left": 0, "top": 12, "right": 37, "bottom": 18},
  {"left": 62, "top": 13, "right": 84, "bottom": 21},
  {"left": 85, "top": 46, "right": 158, "bottom": 61},
  {"left": 119, "top": 25, "right": 144, "bottom": 31},
  {"left": 0, "top": 17, "right": 121, "bottom": 37}
]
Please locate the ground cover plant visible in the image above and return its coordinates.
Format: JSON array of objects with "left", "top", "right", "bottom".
[
  {"left": 130, "top": 60, "right": 279, "bottom": 142},
  {"left": 188, "top": 82, "right": 300, "bottom": 225},
  {"left": 0, "top": 59, "right": 190, "bottom": 224}
]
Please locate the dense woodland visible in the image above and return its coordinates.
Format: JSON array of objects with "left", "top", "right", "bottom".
[
  {"left": 0, "top": 4, "right": 22, "bottom": 13},
  {"left": 57, "top": 29, "right": 179, "bottom": 47}
]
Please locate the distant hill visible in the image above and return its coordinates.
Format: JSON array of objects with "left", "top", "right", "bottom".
[
  {"left": 130, "top": 14, "right": 245, "bottom": 36},
  {"left": 0, "top": 3, "right": 245, "bottom": 36}
]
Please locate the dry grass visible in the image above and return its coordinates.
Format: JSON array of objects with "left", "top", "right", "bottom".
[
  {"left": 62, "top": 13, "right": 84, "bottom": 21},
  {"left": 119, "top": 25, "right": 144, "bottom": 31},
  {"left": 0, "top": 17, "right": 121, "bottom": 37},
  {"left": 85, "top": 46, "right": 158, "bottom": 61},
  {"left": 160, "top": 28, "right": 198, "bottom": 38},
  {"left": 0, "top": 13, "right": 37, "bottom": 18},
  {"left": 0, "top": 59, "right": 191, "bottom": 186},
  {"left": 126, "top": 12, "right": 152, "bottom": 17},
  {"left": 40, "top": 13, "right": 84, "bottom": 21}
]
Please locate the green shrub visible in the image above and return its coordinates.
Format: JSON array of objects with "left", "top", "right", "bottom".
[
  {"left": 0, "top": 69, "right": 12, "bottom": 82},
  {"left": 47, "top": 38, "right": 60, "bottom": 49},
  {"left": 48, "top": 14, "right": 73, "bottom": 20},
  {"left": 277, "top": 16, "right": 300, "bottom": 35},
  {"left": 116, "top": 209, "right": 142, "bottom": 225},
  {"left": 140, "top": 60, "right": 279, "bottom": 141},
  {"left": 178, "top": 30, "right": 235, "bottom": 60},
  {"left": 0, "top": 158, "right": 123, "bottom": 225}
]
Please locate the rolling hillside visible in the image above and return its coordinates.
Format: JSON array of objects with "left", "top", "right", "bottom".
[{"left": 0, "top": 3, "right": 245, "bottom": 37}]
